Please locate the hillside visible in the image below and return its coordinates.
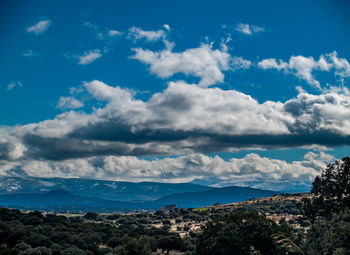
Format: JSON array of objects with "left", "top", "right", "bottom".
[{"left": 150, "top": 186, "right": 279, "bottom": 208}]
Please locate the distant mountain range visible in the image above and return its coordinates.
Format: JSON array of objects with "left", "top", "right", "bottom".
[
  {"left": 0, "top": 190, "right": 136, "bottom": 212},
  {"left": 0, "top": 176, "right": 213, "bottom": 201},
  {"left": 0, "top": 176, "right": 279, "bottom": 212}
]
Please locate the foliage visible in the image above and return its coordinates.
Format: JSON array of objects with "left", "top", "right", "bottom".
[
  {"left": 301, "top": 157, "right": 350, "bottom": 220},
  {"left": 0, "top": 208, "right": 182, "bottom": 255},
  {"left": 312, "top": 157, "right": 350, "bottom": 201},
  {"left": 303, "top": 208, "right": 350, "bottom": 255},
  {"left": 299, "top": 156, "right": 350, "bottom": 254},
  {"left": 113, "top": 235, "right": 154, "bottom": 255},
  {"left": 196, "top": 210, "right": 298, "bottom": 255},
  {"left": 158, "top": 235, "right": 184, "bottom": 255}
]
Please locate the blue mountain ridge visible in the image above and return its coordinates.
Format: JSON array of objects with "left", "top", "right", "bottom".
[
  {"left": 0, "top": 176, "right": 214, "bottom": 201},
  {"left": 0, "top": 186, "right": 279, "bottom": 212}
]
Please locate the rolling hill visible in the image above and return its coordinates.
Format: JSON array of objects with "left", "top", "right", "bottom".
[{"left": 149, "top": 186, "right": 279, "bottom": 208}]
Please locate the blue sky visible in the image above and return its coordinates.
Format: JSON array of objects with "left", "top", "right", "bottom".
[{"left": 0, "top": 0, "right": 349, "bottom": 191}]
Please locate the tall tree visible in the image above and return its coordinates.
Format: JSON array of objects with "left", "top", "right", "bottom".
[{"left": 302, "top": 157, "right": 350, "bottom": 220}]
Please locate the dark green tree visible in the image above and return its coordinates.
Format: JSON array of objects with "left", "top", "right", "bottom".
[
  {"left": 312, "top": 157, "right": 350, "bottom": 202},
  {"left": 303, "top": 208, "right": 350, "bottom": 255},
  {"left": 158, "top": 235, "right": 184, "bottom": 255},
  {"left": 196, "top": 210, "right": 298, "bottom": 255},
  {"left": 302, "top": 157, "right": 350, "bottom": 220},
  {"left": 114, "top": 235, "right": 154, "bottom": 255},
  {"left": 84, "top": 212, "right": 99, "bottom": 220},
  {"left": 299, "top": 157, "right": 350, "bottom": 254}
]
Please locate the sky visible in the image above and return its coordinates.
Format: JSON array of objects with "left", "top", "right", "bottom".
[{"left": 0, "top": 0, "right": 350, "bottom": 192}]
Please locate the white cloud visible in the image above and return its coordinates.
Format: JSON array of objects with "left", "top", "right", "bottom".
[
  {"left": 84, "top": 21, "right": 98, "bottom": 30},
  {"left": 325, "top": 51, "right": 350, "bottom": 77},
  {"left": 132, "top": 43, "right": 251, "bottom": 87},
  {"left": 0, "top": 81, "right": 349, "bottom": 192},
  {"left": 231, "top": 56, "right": 252, "bottom": 70},
  {"left": 140, "top": 81, "right": 289, "bottom": 134},
  {"left": 235, "top": 23, "right": 264, "bottom": 35},
  {"left": 7, "top": 81, "right": 23, "bottom": 91},
  {"left": 0, "top": 151, "right": 333, "bottom": 191},
  {"left": 128, "top": 26, "right": 166, "bottom": 42},
  {"left": 56, "top": 97, "right": 84, "bottom": 110},
  {"left": 84, "top": 21, "right": 123, "bottom": 43},
  {"left": 27, "top": 19, "right": 51, "bottom": 35},
  {"left": 99, "top": 29, "right": 123, "bottom": 40},
  {"left": 301, "top": 144, "right": 332, "bottom": 152},
  {"left": 0, "top": 129, "right": 27, "bottom": 161},
  {"left": 258, "top": 58, "right": 287, "bottom": 70},
  {"left": 22, "top": 50, "right": 33, "bottom": 57},
  {"left": 83, "top": 80, "right": 134, "bottom": 101},
  {"left": 1, "top": 81, "right": 350, "bottom": 162},
  {"left": 163, "top": 24, "right": 170, "bottom": 31},
  {"left": 107, "top": 29, "right": 122, "bottom": 37},
  {"left": 78, "top": 50, "right": 102, "bottom": 65},
  {"left": 284, "top": 90, "right": 350, "bottom": 135},
  {"left": 15, "top": 110, "right": 98, "bottom": 139},
  {"left": 258, "top": 51, "right": 350, "bottom": 89}
]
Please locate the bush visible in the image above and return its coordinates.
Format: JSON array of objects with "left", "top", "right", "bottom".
[{"left": 84, "top": 212, "right": 99, "bottom": 221}]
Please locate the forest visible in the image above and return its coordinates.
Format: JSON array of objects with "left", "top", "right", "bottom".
[{"left": 0, "top": 157, "right": 349, "bottom": 255}]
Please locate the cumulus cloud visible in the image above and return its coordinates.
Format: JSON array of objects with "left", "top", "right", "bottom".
[
  {"left": 0, "top": 129, "right": 27, "bottom": 161},
  {"left": 258, "top": 51, "right": 350, "bottom": 89},
  {"left": 128, "top": 26, "right": 166, "bottom": 42},
  {"left": 7, "top": 81, "right": 23, "bottom": 91},
  {"left": 26, "top": 19, "right": 51, "bottom": 35},
  {"left": 1, "top": 81, "right": 350, "bottom": 162},
  {"left": 0, "top": 142, "right": 26, "bottom": 161},
  {"left": 235, "top": 23, "right": 264, "bottom": 35},
  {"left": 78, "top": 50, "right": 102, "bottom": 65},
  {"left": 56, "top": 97, "right": 84, "bottom": 110},
  {"left": 132, "top": 43, "right": 251, "bottom": 87},
  {"left": 326, "top": 51, "right": 350, "bottom": 77},
  {"left": 83, "top": 80, "right": 134, "bottom": 101},
  {"left": 0, "top": 151, "right": 333, "bottom": 191}
]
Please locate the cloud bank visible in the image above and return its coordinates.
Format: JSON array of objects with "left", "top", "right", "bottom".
[
  {"left": 0, "top": 151, "right": 333, "bottom": 191},
  {"left": 1, "top": 80, "right": 349, "bottom": 162}
]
